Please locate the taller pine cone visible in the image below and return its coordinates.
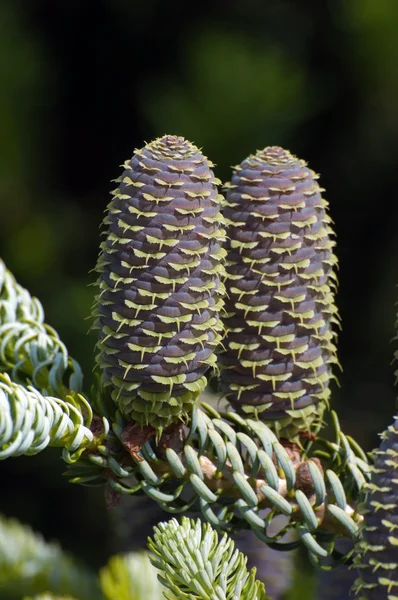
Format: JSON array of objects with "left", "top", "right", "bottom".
[
  {"left": 220, "top": 146, "right": 338, "bottom": 437},
  {"left": 94, "top": 135, "right": 225, "bottom": 434},
  {"left": 354, "top": 418, "right": 398, "bottom": 599}
]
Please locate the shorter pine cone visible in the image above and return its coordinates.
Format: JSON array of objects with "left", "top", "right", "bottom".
[
  {"left": 354, "top": 418, "right": 398, "bottom": 599},
  {"left": 220, "top": 146, "right": 339, "bottom": 437}
]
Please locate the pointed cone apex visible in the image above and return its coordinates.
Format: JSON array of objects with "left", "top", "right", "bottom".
[
  {"left": 94, "top": 135, "right": 225, "bottom": 433},
  {"left": 220, "top": 146, "right": 339, "bottom": 438}
]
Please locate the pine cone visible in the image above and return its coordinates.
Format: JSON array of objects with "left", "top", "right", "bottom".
[
  {"left": 354, "top": 418, "right": 398, "bottom": 599},
  {"left": 220, "top": 146, "right": 338, "bottom": 437},
  {"left": 94, "top": 135, "right": 225, "bottom": 435}
]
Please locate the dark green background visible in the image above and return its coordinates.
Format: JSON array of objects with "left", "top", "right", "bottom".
[{"left": 0, "top": 1, "right": 397, "bottom": 597}]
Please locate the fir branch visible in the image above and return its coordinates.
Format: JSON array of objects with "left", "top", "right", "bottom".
[
  {"left": 0, "top": 515, "right": 102, "bottom": 600},
  {"left": 0, "top": 259, "right": 83, "bottom": 397},
  {"left": 0, "top": 258, "right": 368, "bottom": 565},
  {"left": 0, "top": 373, "right": 93, "bottom": 460},
  {"left": 148, "top": 517, "right": 269, "bottom": 600},
  {"left": 67, "top": 403, "right": 368, "bottom": 564}
]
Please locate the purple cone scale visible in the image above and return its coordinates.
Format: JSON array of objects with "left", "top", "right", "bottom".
[
  {"left": 220, "top": 147, "right": 339, "bottom": 437},
  {"left": 354, "top": 419, "right": 398, "bottom": 599},
  {"left": 94, "top": 136, "right": 225, "bottom": 434}
]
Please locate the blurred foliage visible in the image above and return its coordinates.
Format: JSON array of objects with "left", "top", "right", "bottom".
[
  {"left": 0, "top": 514, "right": 101, "bottom": 600},
  {"left": 0, "top": 3, "right": 46, "bottom": 189},
  {"left": 0, "top": 513, "right": 170, "bottom": 600},
  {"left": 99, "top": 552, "right": 167, "bottom": 600},
  {"left": 0, "top": 1, "right": 397, "bottom": 598},
  {"left": 141, "top": 29, "right": 314, "bottom": 173}
]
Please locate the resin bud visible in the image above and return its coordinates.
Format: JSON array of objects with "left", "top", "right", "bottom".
[
  {"left": 94, "top": 135, "right": 225, "bottom": 434},
  {"left": 220, "top": 146, "right": 339, "bottom": 437}
]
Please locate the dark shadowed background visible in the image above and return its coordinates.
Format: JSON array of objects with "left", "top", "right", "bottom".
[{"left": 0, "top": 0, "right": 397, "bottom": 597}]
